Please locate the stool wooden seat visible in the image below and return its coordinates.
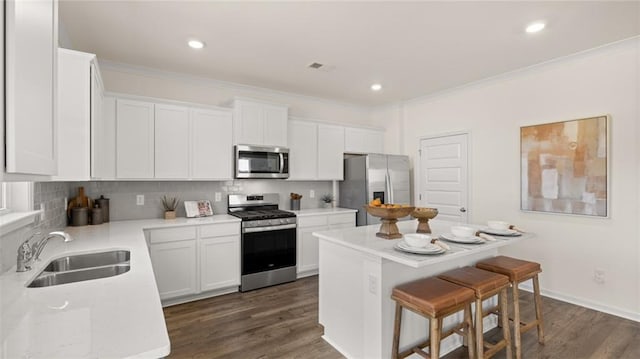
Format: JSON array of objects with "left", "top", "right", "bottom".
[
  {"left": 476, "top": 256, "right": 544, "bottom": 359},
  {"left": 391, "top": 277, "right": 476, "bottom": 359},
  {"left": 438, "top": 267, "right": 512, "bottom": 359}
]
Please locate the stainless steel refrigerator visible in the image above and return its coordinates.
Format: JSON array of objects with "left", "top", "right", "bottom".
[{"left": 339, "top": 154, "right": 411, "bottom": 226}]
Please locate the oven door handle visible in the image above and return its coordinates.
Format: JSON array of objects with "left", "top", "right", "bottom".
[{"left": 243, "top": 223, "right": 297, "bottom": 233}]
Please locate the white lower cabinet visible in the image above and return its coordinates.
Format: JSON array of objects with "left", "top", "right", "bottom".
[
  {"left": 147, "top": 222, "right": 241, "bottom": 304},
  {"left": 149, "top": 240, "right": 197, "bottom": 300},
  {"left": 297, "top": 212, "right": 356, "bottom": 278},
  {"left": 199, "top": 224, "right": 241, "bottom": 292}
]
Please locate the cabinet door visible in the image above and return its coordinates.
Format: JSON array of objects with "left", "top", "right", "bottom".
[
  {"left": 262, "top": 104, "right": 288, "bottom": 147},
  {"left": 97, "top": 96, "right": 117, "bottom": 179},
  {"left": 116, "top": 99, "right": 155, "bottom": 178},
  {"left": 298, "top": 224, "right": 328, "bottom": 275},
  {"left": 200, "top": 235, "right": 240, "bottom": 292},
  {"left": 90, "top": 62, "right": 104, "bottom": 179},
  {"left": 4, "top": 0, "right": 57, "bottom": 175},
  {"left": 344, "top": 127, "right": 384, "bottom": 154},
  {"left": 154, "top": 104, "right": 189, "bottom": 179},
  {"left": 317, "top": 124, "right": 345, "bottom": 180},
  {"left": 288, "top": 120, "right": 317, "bottom": 180},
  {"left": 235, "top": 101, "right": 263, "bottom": 145},
  {"left": 150, "top": 240, "right": 197, "bottom": 300},
  {"left": 54, "top": 49, "right": 91, "bottom": 181},
  {"left": 191, "top": 108, "right": 233, "bottom": 179}
]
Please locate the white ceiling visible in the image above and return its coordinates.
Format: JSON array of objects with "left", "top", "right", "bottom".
[{"left": 59, "top": 1, "right": 640, "bottom": 106}]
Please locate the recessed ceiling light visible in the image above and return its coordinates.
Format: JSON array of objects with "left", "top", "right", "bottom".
[
  {"left": 371, "top": 83, "right": 382, "bottom": 91},
  {"left": 188, "top": 40, "right": 205, "bottom": 49},
  {"left": 525, "top": 22, "right": 545, "bottom": 34}
]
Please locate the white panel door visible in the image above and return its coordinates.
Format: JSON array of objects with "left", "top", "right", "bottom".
[
  {"left": 5, "top": 0, "right": 57, "bottom": 175},
  {"left": 116, "top": 99, "right": 155, "bottom": 178},
  {"left": 288, "top": 120, "right": 317, "bottom": 180},
  {"left": 154, "top": 104, "right": 189, "bottom": 179},
  {"left": 262, "top": 104, "right": 288, "bottom": 146},
  {"left": 419, "top": 133, "right": 469, "bottom": 223},
  {"left": 191, "top": 108, "right": 233, "bottom": 179},
  {"left": 200, "top": 235, "right": 240, "bottom": 292},
  {"left": 149, "top": 240, "right": 197, "bottom": 300},
  {"left": 318, "top": 124, "right": 345, "bottom": 180}
]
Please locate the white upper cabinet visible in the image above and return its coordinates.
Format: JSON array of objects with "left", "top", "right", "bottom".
[
  {"left": 288, "top": 120, "right": 318, "bottom": 180},
  {"left": 116, "top": 99, "right": 155, "bottom": 179},
  {"left": 4, "top": 0, "right": 58, "bottom": 177},
  {"left": 287, "top": 119, "right": 346, "bottom": 181},
  {"left": 95, "top": 96, "right": 117, "bottom": 179},
  {"left": 112, "top": 96, "right": 234, "bottom": 180},
  {"left": 154, "top": 104, "right": 190, "bottom": 179},
  {"left": 317, "top": 124, "right": 345, "bottom": 180},
  {"left": 233, "top": 98, "right": 288, "bottom": 147},
  {"left": 191, "top": 108, "right": 233, "bottom": 180},
  {"left": 344, "top": 127, "right": 384, "bottom": 154},
  {"left": 55, "top": 49, "right": 103, "bottom": 181}
]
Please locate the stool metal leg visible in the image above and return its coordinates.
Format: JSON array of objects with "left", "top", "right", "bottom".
[
  {"left": 500, "top": 288, "right": 513, "bottom": 359},
  {"left": 533, "top": 275, "right": 545, "bottom": 344},
  {"left": 392, "top": 303, "right": 403, "bottom": 359}
]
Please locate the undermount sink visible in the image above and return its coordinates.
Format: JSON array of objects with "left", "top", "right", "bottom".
[
  {"left": 27, "top": 250, "right": 131, "bottom": 288},
  {"left": 43, "top": 250, "right": 130, "bottom": 272}
]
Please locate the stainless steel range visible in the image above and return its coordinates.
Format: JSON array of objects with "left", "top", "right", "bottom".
[{"left": 228, "top": 193, "right": 297, "bottom": 292}]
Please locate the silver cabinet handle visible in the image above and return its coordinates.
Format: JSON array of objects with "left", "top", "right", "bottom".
[{"left": 460, "top": 207, "right": 467, "bottom": 213}]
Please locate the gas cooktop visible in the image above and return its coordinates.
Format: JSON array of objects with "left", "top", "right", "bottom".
[{"left": 229, "top": 209, "right": 296, "bottom": 221}]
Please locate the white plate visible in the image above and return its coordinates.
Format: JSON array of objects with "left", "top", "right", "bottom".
[
  {"left": 479, "top": 227, "right": 522, "bottom": 236},
  {"left": 440, "top": 233, "right": 485, "bottom": 244},
  {"left": 394, "top": 241, "right": 445, "bottom": 255}
]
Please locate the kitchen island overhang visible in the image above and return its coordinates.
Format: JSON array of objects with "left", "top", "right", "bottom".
[{"left": 313, "top": 220, "right": 532, "bottom": 359}]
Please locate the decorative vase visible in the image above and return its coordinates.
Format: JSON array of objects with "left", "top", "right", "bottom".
[
  {"left": 323, "top": 202, "right": 332, "bottom": 208},
  {"left": 164, "top": 210, "right": 176, "bottom": 220}
]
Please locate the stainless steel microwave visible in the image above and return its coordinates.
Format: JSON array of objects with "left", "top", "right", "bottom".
[{"left": 235, "top": 145, "right": 289, "bottom": 179}]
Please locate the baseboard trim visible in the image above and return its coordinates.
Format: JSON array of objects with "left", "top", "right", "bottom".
[{"left": 519, "top": 283, "right": 640, "bottom": 323}]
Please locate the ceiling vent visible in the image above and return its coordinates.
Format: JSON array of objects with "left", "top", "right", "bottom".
[{"left": 308, "top": 62, "right": 324, "bottom": 69}]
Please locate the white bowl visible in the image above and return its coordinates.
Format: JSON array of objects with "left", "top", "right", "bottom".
[
  {"left": 451, "top": 226, "right": 476, "bottom": 238},
  {"left": 487, "top": 220, "right": 510, "bottom": 230},
  {"left": 403, "top": 233, "right": 432, "bottom": 247}
]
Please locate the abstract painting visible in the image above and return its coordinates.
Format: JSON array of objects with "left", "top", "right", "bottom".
[{"left": 521, "top": 115, "right": 609, "bottom": 217}]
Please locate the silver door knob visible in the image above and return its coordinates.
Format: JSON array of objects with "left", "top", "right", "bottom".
[{"left": 460, "top": 207, "right": 467, "bottom": 213}]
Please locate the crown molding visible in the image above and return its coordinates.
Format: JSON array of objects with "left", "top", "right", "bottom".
[{"left": 98, "top": 59, "right": 373, "bottom": 112}]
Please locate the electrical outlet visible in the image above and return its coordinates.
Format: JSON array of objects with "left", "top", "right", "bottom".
[
  {"left": 39, "top": 203, "right": 46, "bottom": 220},
  {"left": 64, "top": 197, "right": 68, "bottom": 210},
  {"left": 594, "top": 268, "right": 605, "bottom": 284},
  {"left": 136, "top": 195, "right": 145, "bottom": 206},
  {"left": 310, "top": 190, "right": 315, "bottom": 198},
  {"left": 215, "top": 192, "right": 222, "bottom": 202}
]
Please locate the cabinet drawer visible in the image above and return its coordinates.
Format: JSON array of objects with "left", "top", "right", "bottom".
[
  {"left": 199, "top": 222, "right": 240, "bottom": 239},
  {"left": 298, "top": 215, "right": 328, "bottom": 228},
  {"left": 329, "top": 213, "right": 355, "bottom": 225},
  {"left": 148, "top": 226, "right": 197, "bottom": 244}
]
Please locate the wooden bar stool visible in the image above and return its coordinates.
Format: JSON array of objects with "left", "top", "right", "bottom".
[
  {"left": 438, "top": 267, "right": 512, "bottom": 359},
  {"left": 391, "top": 277, "right": 476, "bottom": 359},
  {"left": 476, "top": 256, "right": 544, "bottom": 359}
]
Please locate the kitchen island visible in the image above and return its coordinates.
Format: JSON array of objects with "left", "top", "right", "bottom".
[{"left": 313, "top": 220, "right": 532, "bottom": 359}]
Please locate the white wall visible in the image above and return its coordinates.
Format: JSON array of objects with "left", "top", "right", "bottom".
[
  {"left": 377, "top": 38, "right": 640, "bottom": 320},
  {"left": 99, "top": 61, "right": 373, "bottom": 127}
]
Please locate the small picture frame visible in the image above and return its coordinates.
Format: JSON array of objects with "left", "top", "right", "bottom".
[{"left": 184, "top": 200, "right": 214, "bottom": 218}]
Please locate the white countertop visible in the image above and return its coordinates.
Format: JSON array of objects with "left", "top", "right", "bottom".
[
  {"left": 313, "top": 220, "right": 532, "bottom": 268},
  {"left": 0, "top": 214, "right": 240, "bottom": 359},
  {"left": 291, "top": 207, "right": 357, "bottom": 217}
]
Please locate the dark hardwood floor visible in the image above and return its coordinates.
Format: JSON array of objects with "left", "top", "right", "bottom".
[{"left": 163, "top": 276, "right": 640, "bottom": 358}]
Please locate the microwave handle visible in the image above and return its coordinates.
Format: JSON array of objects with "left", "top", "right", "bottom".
[{"left": 279, "top": 153, "right": 285, "bottom": 173}]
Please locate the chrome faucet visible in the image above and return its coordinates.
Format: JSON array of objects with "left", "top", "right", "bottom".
[{"left": 17, "top": 231, "right": 74, "bottom": 272}]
